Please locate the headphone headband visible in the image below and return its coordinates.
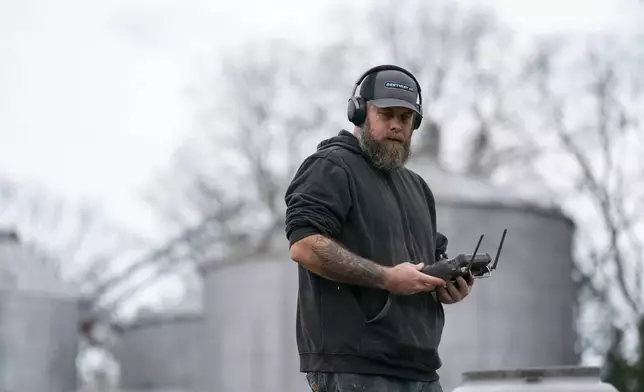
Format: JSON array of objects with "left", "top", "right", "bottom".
[{"left": 347, "top": 64, "right": 424, "bottom": 130}]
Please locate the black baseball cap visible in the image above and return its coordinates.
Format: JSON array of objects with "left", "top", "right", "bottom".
[{"left": 359, "top": 69, "right": 421, "bottom": 115}]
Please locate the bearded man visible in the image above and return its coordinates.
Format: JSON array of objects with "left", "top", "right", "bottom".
[{"left": 284, "top": 65, "right": 475, "bottom": 392}]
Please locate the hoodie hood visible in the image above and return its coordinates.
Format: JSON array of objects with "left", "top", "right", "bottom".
[{"left": 316, "top": 130, "right": 366, "bottom": 157}]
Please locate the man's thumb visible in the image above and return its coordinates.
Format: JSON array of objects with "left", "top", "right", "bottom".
[{"left": 415, "top": 262, "right": 425, "bottom": 270}]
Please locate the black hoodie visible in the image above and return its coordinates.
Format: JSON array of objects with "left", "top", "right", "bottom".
[{"left": 284, "top": 130, "right": 446, "bottom": 382}]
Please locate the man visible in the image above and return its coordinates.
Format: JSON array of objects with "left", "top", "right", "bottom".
[{"left": 284, "top": 65, "right": 474, "bottom": 392}]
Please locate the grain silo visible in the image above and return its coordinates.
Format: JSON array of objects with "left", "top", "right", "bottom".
[
  {"left": 0, "top": 230, "right": 79, "bottom": 392},
  {"left": 113, "top": 311, "right": 203, "bottom": 391},
  {"left": 407, "top": 156, "right": 579, "bottom": 392},
  {"left": 198, "top": 152, "right": 578, "bottom": 392},
  {"left": 199, "top": 251, "right": 306, "bottom": 392}
]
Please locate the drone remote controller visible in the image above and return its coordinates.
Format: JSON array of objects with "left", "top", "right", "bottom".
[{"left": 421, "top": 229, "right": 507, "bottom": 283}]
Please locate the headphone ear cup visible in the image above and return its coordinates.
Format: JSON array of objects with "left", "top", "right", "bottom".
[
  {"left": 413, "top": 112, "right": 423, "bottom": 130},
  {"left": 347, "top": 97, "right": 357, "bottom": 124},
  {"left": 347, "top": 97, "right": 366, "bottom": 126}
]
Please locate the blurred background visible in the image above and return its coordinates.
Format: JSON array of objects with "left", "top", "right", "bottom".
[{"left": 1, "top": 0, "right": 644, "bottom": 391}]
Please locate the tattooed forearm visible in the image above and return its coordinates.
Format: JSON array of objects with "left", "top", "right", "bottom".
[{"left": 310, "top": 235, "right": 387, "bottom": 288}]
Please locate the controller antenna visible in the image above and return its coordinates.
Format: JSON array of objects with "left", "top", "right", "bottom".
[
  {"left": 466, "top": 234, "right": 485, "bottom": 270},
  {"left": 490, "top": 229, "right": 507, "bottom": 271}
]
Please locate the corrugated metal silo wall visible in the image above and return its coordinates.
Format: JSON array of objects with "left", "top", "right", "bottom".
[
  {"left": 0, "top": 289, "right": 79, "bottom": 392},
  {"left": 198, "top": 203, "right": 578, "bottom": 392},
  {"left": 114, "top": 314, "right": 203, "bottom": 391},
  {"left": 199, "top": 258, "right": 305, "bottom": 392},
  {"left": 433, "top": 201, "right": 579, "bottom": 392}
]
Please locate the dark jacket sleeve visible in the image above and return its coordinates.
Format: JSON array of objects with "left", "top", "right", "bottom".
[{"left": 284, "top": 156, "right": 352, "bottom": 246}]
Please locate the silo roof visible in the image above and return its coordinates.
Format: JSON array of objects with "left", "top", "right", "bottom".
[
  {"left": 407, "top": 157, "right": 569, "bottom": 220},
  {"left": 0, "top": 230, "right": 76, "bottom": 297}
]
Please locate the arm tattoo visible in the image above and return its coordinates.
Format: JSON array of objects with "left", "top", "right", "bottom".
[{"left": 310, "top": 235, "right": 387, "bottom": 288}]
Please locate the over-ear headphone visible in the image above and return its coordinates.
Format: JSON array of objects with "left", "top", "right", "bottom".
[{"left": 347, "top": 64, "right": 423, "bottom": 130}]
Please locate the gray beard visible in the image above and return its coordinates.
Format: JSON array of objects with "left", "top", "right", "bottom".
[{"left": 357, "top": 120, "right": 412, "bottom": 172}]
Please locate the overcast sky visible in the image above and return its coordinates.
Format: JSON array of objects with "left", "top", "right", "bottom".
[{"left": 1, "top": 0, "right": 642, "bottom": 241}]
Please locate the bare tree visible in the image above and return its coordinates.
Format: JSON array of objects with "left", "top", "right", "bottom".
[
  {"left": 0, "top": 177, "right": 207, "bottom": 323},
  {"left": 364, "top": 0, "right": 526, "bottom": 175},
  {"left": 145, "top": 38, "right": 355, "bottom": 266},
  {"left": 513, "top": 35, "right": 644, "bottom": 360},
  {"left": 0, "top": 177, "right": 153, "bottom": 316}
]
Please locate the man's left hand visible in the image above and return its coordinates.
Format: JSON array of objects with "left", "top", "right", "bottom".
[{"left": 436, "top": 274, "right": 474, "bottom": 304}]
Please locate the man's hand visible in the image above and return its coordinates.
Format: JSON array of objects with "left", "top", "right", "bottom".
[
  {"left": 436, "top": 273, "right": 474, "bottom": 304},
  {"left": 383, "top": 262, "right": 446, "bottom": 295}
]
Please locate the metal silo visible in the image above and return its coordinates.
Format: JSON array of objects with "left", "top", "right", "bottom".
[
  {"left": 113, "top": 311, "right": 203, "bottom": 391},
  {"left": 199, "top": 156, "right": 578, "bottom": 392},
  {"left": 406, "top": 156, "right": 579, "bottom": 392},
  {"left": 199, "top": 249, "right": 306, "bottom": 392},
  {"left": 0, "top": 230, "right": 79, "bottom": 392}
]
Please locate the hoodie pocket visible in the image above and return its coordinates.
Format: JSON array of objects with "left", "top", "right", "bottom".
[
  {"left": 365, "top": 294, "right": 393, "bottom": 324},
  {"left": 319, "top": 284, "right": 368, "bottom": 353},
  {"left": 358, "top": 293, "right": 443, "bottom": 370},
  {"left": 348, "top": 287, "right": 391, "bottom": 323}
]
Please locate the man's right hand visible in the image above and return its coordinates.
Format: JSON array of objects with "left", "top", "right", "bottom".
[{"left": 383, "top": 262, "right": 446, "bottom": 295}]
